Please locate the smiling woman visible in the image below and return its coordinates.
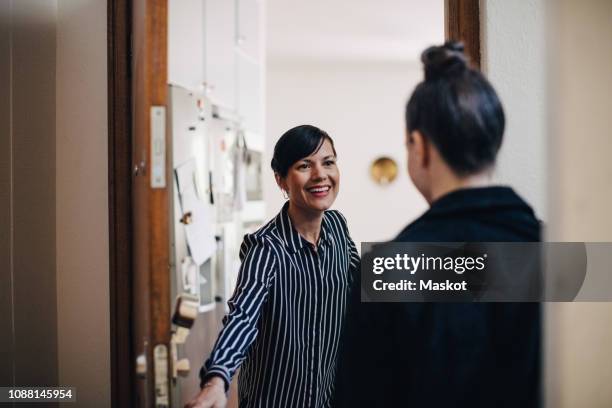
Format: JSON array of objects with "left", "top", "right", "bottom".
[{"left": 186, "top": 125, "right": 360, "bottom": 408}]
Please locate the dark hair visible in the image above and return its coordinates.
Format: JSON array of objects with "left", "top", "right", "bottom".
[
  {"left": 406, "top": 41, "right": 505, "bottom": 175},
  {"left": 271, "top": 125, "right": 336, "bottom": 177}
]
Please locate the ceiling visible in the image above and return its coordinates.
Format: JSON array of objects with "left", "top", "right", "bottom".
[{"left": 266, "top": 0, "right": 445, "bottom": 63}]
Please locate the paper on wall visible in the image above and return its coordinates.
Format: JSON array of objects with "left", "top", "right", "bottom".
[{"left": 181, "top": 190, "right": 216, "bottom": 265}]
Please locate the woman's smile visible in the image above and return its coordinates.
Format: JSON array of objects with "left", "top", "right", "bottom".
[{"left": 306, "top": 184, "right": 332, "bottom": 198}]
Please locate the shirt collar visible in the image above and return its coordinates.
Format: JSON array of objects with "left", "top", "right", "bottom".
[{"left": 275, "top": 201, "right": 332, "bottom": 254}]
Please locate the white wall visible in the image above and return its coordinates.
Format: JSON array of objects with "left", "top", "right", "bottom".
[
  {"left": 481, "top": 0, "right": 548, "bottom": 219},
  {"left": 265, "top": 61, "right": 429, "bottom": 244},
  {"left": 56, "top": 0, "right": 110, "bottom": 406}
]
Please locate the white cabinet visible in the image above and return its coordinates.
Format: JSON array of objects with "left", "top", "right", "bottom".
[
  {"left": 168, "top": 0, "right": 205, "bottom": 90},
  {"left": 169, "top": 0, "right": 264, "bottom": 135},
  {"left": 236, "top": 0, "right": 263, "bottom": 134},
  {"left": 237, "top": 53, "right": 262, "bottom": 134},
  {"left": 236, "top": 0, "right": 261, "bottom": 61},
  {"left": 204, "top": 0, "right": 237, "bottom": 110}
]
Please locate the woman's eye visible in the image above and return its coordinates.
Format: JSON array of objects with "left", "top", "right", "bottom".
[
  {"left": 324, "top": 160, "right": 336, "bottom": 166},
  {"left": 298, "top": 163, "right": 310, "bottom": 170}
]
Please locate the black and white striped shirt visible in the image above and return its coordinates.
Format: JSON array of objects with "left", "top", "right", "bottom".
[{"left": 199, "top": 202, "right": 360, "bottom": 407}]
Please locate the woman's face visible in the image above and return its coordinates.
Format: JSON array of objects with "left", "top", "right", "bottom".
[{"left": 279, "top": 139, "right": 339, "bottom": 213}]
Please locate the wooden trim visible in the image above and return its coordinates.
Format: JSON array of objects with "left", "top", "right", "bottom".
[
  {"left": 445, "top": 0, "right": 481, "bottom": 69},
  {"left": 131, "top": 0, "right": 170, "bottom": 404},
  {"left": 107, "top": 0, "right": 134, "bottom": 406},
  {"left": 143, "top": 0, "right": 170, "bottom": 346}
]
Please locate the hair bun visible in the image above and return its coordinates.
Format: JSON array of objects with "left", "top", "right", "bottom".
[{"left": 421, "top": 41, "right": 468, "bottom": 81}]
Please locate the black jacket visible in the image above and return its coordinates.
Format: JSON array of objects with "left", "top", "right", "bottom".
[{"left": 335, "top": 187, "right": 541, "bottom": 408}]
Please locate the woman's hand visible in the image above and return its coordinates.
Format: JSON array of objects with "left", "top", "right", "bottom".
[{"left": 184, "top": 377, "right": 227, "bottom": 408}]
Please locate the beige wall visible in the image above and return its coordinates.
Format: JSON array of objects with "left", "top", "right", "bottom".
[
  {"left": 0, "top": 0, "right": 59, "bottom": 392},
  {"left": 482, "top": 1, "right": 612, "bottom": 406},
  {"left": 546, "top": 1, "right": 612, "bottom": 407},
  {"left": 0, "top": 0, "right": 109, "bottom": 405},
  {"left": 0, "top": 0, "right": 13, "bottom": 388},
  {"left": 56, "top": 0, "right": 110, "bottom": 406}
]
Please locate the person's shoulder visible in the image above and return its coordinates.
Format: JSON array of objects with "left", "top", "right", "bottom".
[
  {"left": 325, "top": 209, "right": 349, "bottom": 229},
  {"left": 324, "top": 209, "right": 353, "bottom": 240},
  {"left": 239, "top": 219, "right": 282, "bottom": 259},
  {"left": 249, "top": 216, "right": 278, "bottom": 239},
  {"left": 239, "top": 228, "right": 280, "bottom": 282}
]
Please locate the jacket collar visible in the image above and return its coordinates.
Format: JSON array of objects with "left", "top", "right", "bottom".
[
  {"left": 427, "top": 186, "right": 534, "bottom": 217},
  {"left": 274, "top": 201, "right": 332, "bottom": 253}
]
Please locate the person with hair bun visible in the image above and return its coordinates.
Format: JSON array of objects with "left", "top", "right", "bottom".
[
  {"left": 335, "top": 42, "right": 541, "bottom": 407},
  {"left": 187, "top": 125, "right": 359, "bottom": 408}
]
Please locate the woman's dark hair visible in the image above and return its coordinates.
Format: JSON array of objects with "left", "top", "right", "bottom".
[
  {"left": 406, "top": 41, "right": 505, "bottom": 175},
  {"left": 271, "top": 125, "right": 337, "bottom": 177}
]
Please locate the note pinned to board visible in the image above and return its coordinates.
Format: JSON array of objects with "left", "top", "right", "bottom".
[
  {"left": 181, "top": 190, "right": 216, "bottom": 265},
  {"left": 175, "top": 159, "right": 198, "bottom": 196},
  {"left": 175, "top": 159, "right": 216, "bottom": 266}
]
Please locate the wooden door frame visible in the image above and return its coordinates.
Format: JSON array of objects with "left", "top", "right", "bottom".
[
  {"left": 106, "top": 1, "right": 481, "bottom": 405},
  {"left": 445, "top": 0, "right": 481, "bottom": 69},
  {"left": 108, "top": 0, "right": 134, "bottom": 407}
]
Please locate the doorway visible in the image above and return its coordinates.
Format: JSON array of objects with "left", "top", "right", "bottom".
[{"left": 107, "top": 1, "right": 479, "bottom": 406}]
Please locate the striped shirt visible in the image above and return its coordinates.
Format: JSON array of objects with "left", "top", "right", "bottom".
[{"left": 199, "top": 202, "right": 360, "bottom": 407}]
